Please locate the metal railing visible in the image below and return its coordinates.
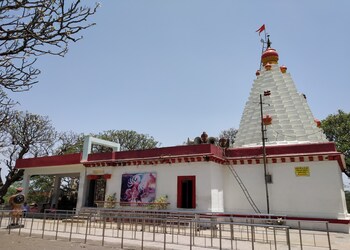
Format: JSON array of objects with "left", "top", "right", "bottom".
[
  {"left": 0, "top": 209, "right": 333, "bottom": 249},
  {"left": 94, "top": 201, "right": 170, "bottom": 209}
]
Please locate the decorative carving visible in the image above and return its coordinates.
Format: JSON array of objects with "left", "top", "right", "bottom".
[
  {"left": 265, "top": 63, "right": 272, "bottom": 71},
  {"left": 219, "top": 138, "right": 230, "bottom": 148},
  {"left": 201, "top": 131, "right": 208, "bottom": 143},
  {"left": 280, "top": 65, "right": 287, "bottom": 73},
  {"left": 263, "top": 115, "right": 272, "bottom": 125},
  {"left": 314, "top": 119, "right": 321, "bottom": 128}
]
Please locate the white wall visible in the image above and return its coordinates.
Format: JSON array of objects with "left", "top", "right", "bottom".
[
  {"left": 223, "top": 164, "right": 267, "bottom": 214},
  {"left": 268, "top": 161, "right": 348, "bottom": 218},
  {"left": 209, "top": 164, "right": 225, "bottom": 212},
  {"left": 23, "top": 164, "right": 84, "bottom": 176},
  {"left": 105, "top": 162, "right": 224, "bottom": 211},
  {"left": 22, "top": 158, "right": 348, "bottom": 221},
  {"left": 223, "top": 161, "right": 348, "bottom": 219}
]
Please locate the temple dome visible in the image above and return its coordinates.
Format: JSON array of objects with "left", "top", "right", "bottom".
[{"left": 261, "top": 47, "right": 279, "bottom": 66}]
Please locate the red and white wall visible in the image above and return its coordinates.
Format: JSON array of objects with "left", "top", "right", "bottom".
[{"left": 16, "top": 143, "right": 349, "bottom": 232}]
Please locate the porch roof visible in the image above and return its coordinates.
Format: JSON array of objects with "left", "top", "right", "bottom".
[{"left": 15, "top": 142, "right": 343, "bottom": 170}]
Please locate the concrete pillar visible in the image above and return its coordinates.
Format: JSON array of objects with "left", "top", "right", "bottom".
[
  {"left": 76, "top": 170, "right": 87, "bottom": 212},
  {"left": 21, "top": 171, "right": 30, "bottom": 198},
  {"left": 51, "top": 176, "right": 61, "bottom": 208}
]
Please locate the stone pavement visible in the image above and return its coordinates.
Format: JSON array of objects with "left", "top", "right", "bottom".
[{"left": 1, "top": 228, "right": 350, "bottom": 250}]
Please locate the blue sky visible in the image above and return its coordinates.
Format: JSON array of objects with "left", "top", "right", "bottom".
[{"left": 8, "top": 0, "right": 350, "bottom": 148}]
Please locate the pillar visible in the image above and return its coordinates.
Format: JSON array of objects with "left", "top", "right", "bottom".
[
  {"left": 21, "top": 171, "right": 30, "bottom": 198},
  {"left": 51, "top": 176, "right": 61, "bottom": 208},
  {"left": 76, "top": 170, "right": 87, "bottom": 212}
]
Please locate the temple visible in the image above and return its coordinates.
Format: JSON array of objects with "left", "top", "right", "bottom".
[{"left": 15, "top": 38, "right": 350, "bottom": 233}]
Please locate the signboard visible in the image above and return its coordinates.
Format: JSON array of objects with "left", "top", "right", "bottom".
[
  {"left": 92, "top": 169, "right": 104, "bottom": 175},
  {"left": 295, "top": 166, "right": 310, "bottom": 177}
]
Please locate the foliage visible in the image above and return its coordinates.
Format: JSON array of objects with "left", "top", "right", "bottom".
[
  {"left": 148, "top": 195, "right": 169, "bottom": 210},
  {"left": 55, "top": 130, "right": 160, "bottom": 154},
  {"left": 57, "top": 176, "right": 79, "bottom": 210},
  {"left": 0, "top": 125, "right": 159, "bottom": 203},
  {"left": 2, "top": 181, "right": 21, "bottom": 205},
  {"left": 321, "top": 110, "right": 350, "bottom": 174},
  {"left": 98, "top": 130, "right": 160, "bottom": 151},
  {"left": 0, "top": 91, "right": 13, "bottom": 129},
  {"left": 24, "top": 175, "right": 79, "bottom": 209},
  {"left": 0, "top": 0, "right": 98, "bottom": 102},
  {"left": 55, "top": 131, "right": 85, "bottom": 155},
  {"left": 0, "top": 0, "right": 98, "bottom": 205},
  {"left": 0, "top": 111, "right": 57, "bottom": 203},
  {"left": 345, "top": 191, "right": 350, "bottom": 212},
  {"left": 105, "top": 193, "right": 116, "bottom": 208},
  {"left": 26, "top": 175, "right": 54, "bottom": 205}
]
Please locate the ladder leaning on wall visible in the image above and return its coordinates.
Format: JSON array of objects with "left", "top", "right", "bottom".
[{"left": 227, "top": 165, "right": 261, "bottom": 214}]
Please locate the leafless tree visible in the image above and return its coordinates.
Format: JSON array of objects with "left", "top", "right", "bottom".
[
  {"left": 55, "top": 131, "right": 84, "bottom": 155},
  {"left": 0, "top": 90, "right": 15, "bottom": 146},
  {"left": 0, "top": 111, "right": 57, "bottom": 203},
  {"left": 0, "top": 0, "right": 98, "bottom": 95}
]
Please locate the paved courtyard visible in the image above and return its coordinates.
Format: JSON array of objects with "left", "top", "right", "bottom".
[{"left": 1, "top": 226, "right": 350, "bottom": 250}]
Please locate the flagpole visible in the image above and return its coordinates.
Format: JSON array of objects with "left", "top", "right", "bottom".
[
  {"left": 259, "top": 25, "right": 267, "bottom": 70},
  {"left": 260, "top": 39, "right": 264, "bottom": 70},
  {"left": 264, "top": 27, "right": 267, "bottom": 49}
]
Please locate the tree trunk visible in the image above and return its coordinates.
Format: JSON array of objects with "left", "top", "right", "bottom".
[{"left": 0, "top": 169, "right": 24, "bottom": 204}]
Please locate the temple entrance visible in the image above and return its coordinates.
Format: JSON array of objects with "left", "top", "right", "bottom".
[
  {"left": 87, "top": 177, "right": 106, "bottom": 207},
  {"left": 177, "top": 176, "right": 196, "bottom": 209}
]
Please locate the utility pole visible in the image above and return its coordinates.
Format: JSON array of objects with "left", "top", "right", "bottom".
[{"left": 260, "top": 93, "right": 270, "bottom": 214}]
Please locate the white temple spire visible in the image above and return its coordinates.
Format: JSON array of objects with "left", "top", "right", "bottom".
[{"left": 234, "top": 42, "right": 327, "bottom": 147}]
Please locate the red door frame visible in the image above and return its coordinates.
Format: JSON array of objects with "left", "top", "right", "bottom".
[{"left": 177, "top": 176, "right": 196, "bottom": 208}]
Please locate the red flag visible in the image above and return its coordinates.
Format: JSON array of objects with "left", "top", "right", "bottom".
[
  {"left": 256, "top": 24, "right": 265, "bottom": 35},
  {"left": 264, "top": 90, "right": 271, "bottom": 96}
]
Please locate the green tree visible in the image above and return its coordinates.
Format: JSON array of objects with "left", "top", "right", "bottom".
[
  {"left": 345, "top": 191, "right": 350, "bottom": 211},
  {"left": 1, "top": 181, "right": 21, "bottom": 207},
  {"left": 26, "top": 175, "right": 54, "bottom": 205},
  {"left": 0, "top": 111, "right": 57, "bottom": 203},
  {"left": 1, "top": 127, "right": 159, "bottom": 203},
  {"left": 321, "top": 110, "right": 350, "bottom": 175},
  {"left": 99, "top": 130, "right": 160, "bottom": 151},
  {"left": 26, "top": 175, "right": 79, "bottom": 209},
  {"left": 55, "top": 130, "right": 160, "bottom": 154}
]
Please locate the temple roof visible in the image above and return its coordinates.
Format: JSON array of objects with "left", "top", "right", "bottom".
[
  {"left": 15, "top": 142, "right": 345, "bottom": 171},
  {"left": 234, "top": 45, "right": 327, "bottom": 147}
]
